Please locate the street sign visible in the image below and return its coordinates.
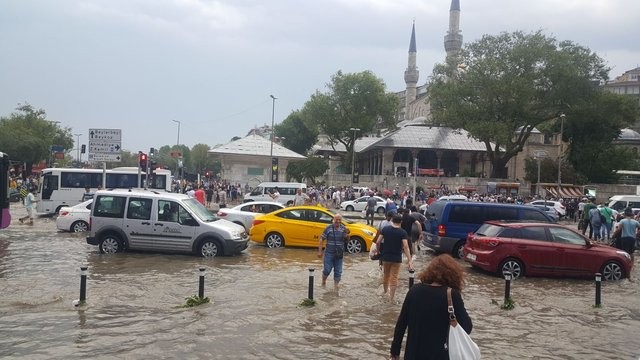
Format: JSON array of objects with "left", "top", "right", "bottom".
[
  {"left": 88, "top": 153, "right": 122, "bottom": 162},
  {"left": 533, "top": 150, "right": 548, "bottom": 158},
  {"left": 88, "top": 128, "right": 122, "bottom": 162}
]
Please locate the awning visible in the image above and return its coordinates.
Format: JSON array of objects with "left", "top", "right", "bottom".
[{"left": 541, "top": 185, "right": 583, "bottom": 198}]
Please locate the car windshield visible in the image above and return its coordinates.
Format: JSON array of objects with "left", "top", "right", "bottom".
[{"left": 182, "top": 198, "right": 218, "bottom": 222}]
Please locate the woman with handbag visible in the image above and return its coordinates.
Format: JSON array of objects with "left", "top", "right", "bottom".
[{"left": 390, "top": 254, "right": 475, "bottom": 360}]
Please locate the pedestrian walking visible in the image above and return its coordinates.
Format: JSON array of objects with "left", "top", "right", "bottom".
[
  {"left": 374, "top": 213, "right": 413, "bottom": 302},
  {"left": 390, "top": 254, "right": 473, "bottom": 360},
  {"left": 365, "top": 194, "right": 377, "bottom": 226},
  {"left": 612, "top": 207, "right": 639, "bottom": 261},
  {"left": 318, "top": 214, "right": 349, "bottom": 291},
  {"left": 19, "top": 188, "right": 38, "bottom": 225}
]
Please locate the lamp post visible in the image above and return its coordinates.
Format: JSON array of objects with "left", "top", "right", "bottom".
[
  {"left": 557, "top": 113, "right": 565, "bottom": 192},
  {"left": 74, "top": 133, "right": 82, "bottom": 162},
  {"left": 269, "top": 95, "right": 277, "bottom": 180},
  {"left": 172, "top": 119, "right": 181, "bottom": 180},
  {"left": 350, "top": 128, "right": 360, "bottom": 184}
]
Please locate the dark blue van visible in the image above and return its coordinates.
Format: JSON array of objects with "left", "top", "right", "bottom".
[{"left": 422, "top": 201, "right": 554, "bottom": 258}]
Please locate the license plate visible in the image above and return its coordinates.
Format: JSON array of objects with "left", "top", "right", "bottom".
[{"left": 466, "top": 253, "right": 476, "bottom": 261}]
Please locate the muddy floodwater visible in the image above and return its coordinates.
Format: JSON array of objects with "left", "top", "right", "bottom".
[{"left": 1, "top": 204, "right": 639, "bottom": 359}]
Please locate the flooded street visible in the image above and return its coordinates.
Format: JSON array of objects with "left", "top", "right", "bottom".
[{"left": 1, "top": 203, "right": 639, "bottom": 359}]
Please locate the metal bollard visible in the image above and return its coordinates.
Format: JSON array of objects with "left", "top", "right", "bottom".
[
  {"left": 198, "top": 267, "right": 205, "bottom": 298},
  {"left": 308, "top": 268, "right": 315, "bottom": 300},
  {"left": 409, "top": 269, "right": 415, "bottom": 288},
  {"left": 79, "top": 266, "right": 88, "bottom": 303},
  {"left": 595, "top": 273, "right": 602, "bottom": 307},
  {"left": 503, "top": 271, "right": 512, "bottom": 302}
]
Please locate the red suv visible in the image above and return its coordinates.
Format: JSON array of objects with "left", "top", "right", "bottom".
[{"left": 463, "top": 221, "right": 632, "bottom": 280}]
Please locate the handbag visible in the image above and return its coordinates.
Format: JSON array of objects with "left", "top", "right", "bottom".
[{"left": 447, "top": 288, "right": 480, "bottom": 360}]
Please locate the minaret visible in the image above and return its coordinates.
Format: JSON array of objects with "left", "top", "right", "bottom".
[
  {"left": 404, "top": 21, "right": 419, "bottom": 108},
  {"left": 444, "top": 0, "right": 463, "bottom": 59}
]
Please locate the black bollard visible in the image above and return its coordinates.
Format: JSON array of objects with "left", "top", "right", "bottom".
[
  {"left": 79, "top": 266, "right": 88, "bottom": 303},
  {"left": 503, "top": 271, "right": 512, "bottom": 303},
  {"left": 308, "top": 268, "right": 315, "bottom": 300},
  {"left": 595, "top": 273, "right": 602, "bottom": 307},
  {"left": 409, "top": 269, "right": 415, "bottom": 288},
  {"left": 198, "top": 267, "right": 205, "bottom": 299}
]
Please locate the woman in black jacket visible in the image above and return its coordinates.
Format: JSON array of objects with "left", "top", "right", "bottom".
[{"left": 390, "top": 254, "right": 473, "bottom": 359}]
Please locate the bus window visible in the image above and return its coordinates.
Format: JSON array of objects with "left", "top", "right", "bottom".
[{"left": 40, "top": 173, "right": 59, "bottom": 200}]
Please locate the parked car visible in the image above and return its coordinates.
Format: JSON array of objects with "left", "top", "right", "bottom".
[
  {"left": 463, "top": 221, "right": 632, "bottom": 280},
  {"left": 608, "top": 195, "right": 640, "bottom": 215},
  {"left": 528, "top": 200, "right": 566, "bottom": 218},
  {"left": 9, "top": 188, "right": 21, "bottom": 202},
  {"left": 56, "top": 199, "right": 92, "bottom": 232},
  {"left": 217, "top": 201, "right": 285, "bottom": 231},
  {"left": 527, "top": 204, "right": 559, "bottom": 222},
  {"left": 422, "top": 201, "right": 554, "bottom": 258},
  {"left": 87, "top": 189, "right": 248, "bottom": 257},
  {"left": 340, "top": 195, "right": 386, "bottom": 214},
  {"left": 249, "top": 205, "right": 377, "bottom": 253}
]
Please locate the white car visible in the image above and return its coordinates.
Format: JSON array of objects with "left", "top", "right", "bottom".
[
  {"left": 528, "top": 200, "right": 566, "bottom": 217},
  {"left": 217, "top": 201, "right": 285, "bottom": 231},
  {"left": 56, "top": 200, "right": 92, "bottom": 232},
  {"left": 340, "top": 196, "right": 386, "bottom": 214}
]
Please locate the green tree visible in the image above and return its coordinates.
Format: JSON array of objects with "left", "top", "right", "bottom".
[
  {"left": 563, "top": 91, "right": 638, "bottom": 182},
  {"left": 0, "top": 103, "right": 73, "bottom": 176},
  {"left": 429, "top": 30, "right": 612, "bottom": 178},
  {"left": 523, "top": 157, "right": 581, "bottom": 184},
  {"left": 274, "top": 110, "right": 318, "bottom": 155},
  {"left": 190, "top": 143, "right": 212, "bottom": 175},
  {"left": 286, "top": 157, "right": 328, "bottom": 185},
  {"left": 302, "top": 70, "right": 398, "bottom": 170}
]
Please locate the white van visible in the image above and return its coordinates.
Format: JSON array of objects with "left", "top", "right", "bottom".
[
  {"left": 243, "top": 182, "right": 307, "bottom": 205},
  {"left": 86, "top": 189, "right": 248, "bottom": 257},
  {"left": 608, "top": 195, "right": 640, "bottom": 214}
]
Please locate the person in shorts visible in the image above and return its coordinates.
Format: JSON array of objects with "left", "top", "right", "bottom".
[
  {"left": 19, "top": 188, "right": 38, "bottom": 225},
  {"left": 375, "top": 213, "right": 413, "bottom": 302},
  {"left": 613, "top": 207, "right": 639, "bottom": 261}
]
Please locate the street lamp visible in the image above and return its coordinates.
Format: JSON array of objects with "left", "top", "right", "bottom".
[
  {"left": 557, "top": 113, "right": 565, "bottom": 193},
  {"left": 269, "top": 95, "right": 277, "bottom": 180},
  {"left": 350, "top": 128, "right": 360, "bottom": 184},
  {"left": 172, "top": 119, "right": 181, "bottom": 180},
  {"left": 74, "top": 133, "right": 82, "bottom": 162}
]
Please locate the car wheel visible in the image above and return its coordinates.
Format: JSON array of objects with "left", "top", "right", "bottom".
[
  {"left": 499, "top": 258, "right": 524, "bottom": 279},
  {"left": 265, "top": 232, "right": 284, "bottom": 248},
  {"left": 346, "top": 205, "right": 354, "bottom": 212},
  {"left": 346, "top": 236, "right": 365, "bottom": 254},
  {"left": 71, "top": 220, "right": 89, "bottom": 232},
  {"left": 452, "top": 241, "right": 465, "bottom": 259},
  {"left": 99, "top": 234, "right": 122, "bottom": 254},
  {"left": 601, "top": 261, "right": 624, "bottom": 281},
  {"left": 377, "top": 207, "right": 385, "bottom": 215},
  {"left": 199, "top": 239, "right": 221, "bottom": 257}
]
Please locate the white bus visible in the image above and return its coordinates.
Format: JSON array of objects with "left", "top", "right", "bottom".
[{"left": 37, "top": 167, "right": 172, "bottom": 214}]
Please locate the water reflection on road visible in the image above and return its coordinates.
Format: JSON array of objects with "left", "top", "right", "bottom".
[{"left": 0, "top": 205, "right": 639, "bottom": 359}]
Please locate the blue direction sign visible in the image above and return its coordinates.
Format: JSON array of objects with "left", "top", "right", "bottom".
[{"left": 88, "top": 128, "right": 122, "bottom": 162}]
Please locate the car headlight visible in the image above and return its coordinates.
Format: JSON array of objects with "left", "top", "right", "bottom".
[
  {"left": 616, "top": 250, "right": 631, "bottom": 260},
  {"left": 362, "top": 229, "right": 375, "bottom": 237},
  {"left": 231, "top": 230, "right": 244, "bottom": 239}
]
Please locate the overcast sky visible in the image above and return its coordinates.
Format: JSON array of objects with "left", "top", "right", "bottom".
[{"left": 1, "top": 0, "right": 638, "bottom": 155}]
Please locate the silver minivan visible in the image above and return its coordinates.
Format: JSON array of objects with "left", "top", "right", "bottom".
[{"left": 86, "top": 189, "right": 249, "bottom": 257}]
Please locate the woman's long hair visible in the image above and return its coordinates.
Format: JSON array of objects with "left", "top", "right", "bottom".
[{"left": 417, "top": 254, "right": 465, "bottom": 292}]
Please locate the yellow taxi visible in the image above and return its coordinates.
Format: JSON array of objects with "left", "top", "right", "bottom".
[{"left": 248, "top": 205, "right": 377, "bottom": 253}]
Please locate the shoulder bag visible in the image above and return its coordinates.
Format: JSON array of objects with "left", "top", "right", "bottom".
[{"left": 447, "top": 287, "right": 481, "bottom": 360}]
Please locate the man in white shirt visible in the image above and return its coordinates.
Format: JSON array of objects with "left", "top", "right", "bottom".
[
  {"left": 293, "top": 188, "right": 309, "bottom": 206},
  {"left": 269, "top": 187, "right": 280, "bottom": 203},
  {"left": 19, "top": 188, "right": 38, "bottom": 225}
]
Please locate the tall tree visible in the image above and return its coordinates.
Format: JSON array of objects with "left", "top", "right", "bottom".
[
  {"left": 286, "top": 157, "right": 328, "bottom": 185},
  {"left": 274, "top": 110, "right": 318, "bottom": 155},
  {"left": 302, "top": 70, "right": 398, "bottom": 170},
  {"left": 429, "top": 30, "right": 612, "bottom": 177},
  {"left": 190, "top": 143, "right": 212, "bottom": 175},
  {"left": 0, "top": 103, "right": 73, "bottom": 176}
]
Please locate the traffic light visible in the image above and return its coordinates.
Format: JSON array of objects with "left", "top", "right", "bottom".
[
  {"left": 271, "top": 157, "right": 279, "bottom": 182},
  {"left": 150, "top": 147, "right": 156, "bottom": 157},
  {"left": 81, "top": 144, "right": 86, "bottom": 154},
  {"left": 352, "top": 172, "right": 359, "bottom": 184},
  {"left": 149, "top": 160, "right": 157, "bottom": 171},
  {"left": 139, "top": 152, "right": 148, "bottom": 171}
]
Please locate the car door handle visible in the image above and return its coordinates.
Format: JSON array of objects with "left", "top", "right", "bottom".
[
  {"left": 154, "top": 223, "right": 163, "bottom": 226},
  {"left": 141, "top": 222, "right": 151, "bottom": 225}
]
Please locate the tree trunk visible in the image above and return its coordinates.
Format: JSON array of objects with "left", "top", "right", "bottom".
[{"left": 490, "top": 158, "right": 509, "bottom": 178}]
